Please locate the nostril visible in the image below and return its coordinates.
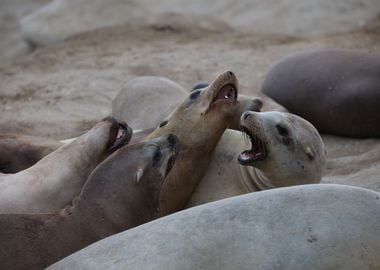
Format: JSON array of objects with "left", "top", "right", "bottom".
[
  {"left": 228, "top": 71, "right": 234, "bottom": 76},
  {"left": 167, "top": 134, "right": 178, "bottom": 145},
  {"left": 243, "top": 111, "right": 251, "bottom": 120}
]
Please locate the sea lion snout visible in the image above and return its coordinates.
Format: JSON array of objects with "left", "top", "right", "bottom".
[{"left": 100, "top": 116, "right": 133, "bottom": 150}]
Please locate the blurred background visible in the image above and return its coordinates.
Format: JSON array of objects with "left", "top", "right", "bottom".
[{"left": 1, "top": 0, "right": 380, "bottom": 62}]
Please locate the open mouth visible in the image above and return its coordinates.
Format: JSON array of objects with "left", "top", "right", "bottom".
[
  {"left": 238, "top": 126, "right": 267, "bottom": 165},
  {"left": 109, "top": 122, "right": 133, "bottom": 150},
  {"left": 211, "top": 83, "right": 238, "bottom": 104}
]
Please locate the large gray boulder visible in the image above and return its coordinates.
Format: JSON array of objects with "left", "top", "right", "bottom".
[{"left": 48, "top": 184, "right": 380, "bottom": 270}]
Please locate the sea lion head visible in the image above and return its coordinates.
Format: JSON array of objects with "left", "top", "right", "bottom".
[
  {"left": 149, "top": 70, "right": 239, "bottom": 149},
  {"left": 192, "top": 82, "right": 263, "bottom": 130},
  {"left": 238, "top": 111, "right": 326, "bottom": 186},
  {"left": 132, "top": 134, "right": 179, "bottom": 185}
]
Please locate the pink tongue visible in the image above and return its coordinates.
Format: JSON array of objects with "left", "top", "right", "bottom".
[
  {"left": 240, "top": 150, "right": 254, "bottom": 160},
  {"left": 116, "top": 128, "right": 125, "bottom": 140},
  {"left": 240, "top": 149, "right": 264, "bottom": 161}
]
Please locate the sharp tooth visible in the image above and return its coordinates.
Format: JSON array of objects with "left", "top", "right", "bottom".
[{"left": 225, "top": 95, "right": 228, "bottom": 99}]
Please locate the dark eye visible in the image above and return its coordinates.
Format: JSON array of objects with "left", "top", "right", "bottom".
[
  {"left": 159, "top": 120, "right": 168, "bottom": 128},
  {"left": 276, "top": 125, "right": 288, "bottom": 136},
  {"left": 189, "top": 90, "right": 201, "bottom": 100}
]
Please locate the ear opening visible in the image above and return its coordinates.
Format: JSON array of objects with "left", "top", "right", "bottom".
[{"left": 135, "top": 168, "right": 144, "bottom": 185}]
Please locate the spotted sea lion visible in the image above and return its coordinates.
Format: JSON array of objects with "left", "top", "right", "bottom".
[
  {"left": 0, "top": 134, "right": 178, "bottom": 270},
  {"left": 187, "top": 111, "right": 326, "bottom": 207},
  {"left": 261, "top": 49, "right": 380, "bottom": 138},
  {"left": 47, "top": 184, "right": 380, "bottom": 270},
  {"left": 111, "top": 75, "right": 261, "bottom": 131},
  {"left": 145, "top": 71, "right": 239, "bottom": 215},
  {"left": 0, "top": 116, "right": 132, "bottom": 214}
]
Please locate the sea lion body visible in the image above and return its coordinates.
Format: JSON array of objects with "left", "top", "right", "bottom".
[
  {"left": 0, "top": 134, "right": 178, "bottom": 270},
  {"left": 187, "top": 111, "right": 326, "bottom": 207},
  {"left": 0, "top": 128, "right": 154, "bottom": 174},
  {"left": 0, "top": 117, "right": 132, "bottom": 214},
  {"left": 48, "top": 184, "right": 380, "bottom": 270},
  {"left": 261, "top": 49, "right": 380, "bottom": 138},
  {"left": 145, "top": 71, "right": 240, "bottom": 215},
  {"left": 112, "top": 76, "right": 262, "bottom": 131},
  {"left": 0, "top": 133, "right": 62, "bottom": 173}
]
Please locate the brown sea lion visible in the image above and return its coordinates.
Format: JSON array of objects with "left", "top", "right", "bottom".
[
  {"left": 145, "top": 71, "right": 239, "bottom": 215},
  {"left": 187, "top": 111, "right": 326, "bottom": 207},
  {"left": 0, "top": 128, "right": 153, "bottom": 174},
  {"left": 111, "top": 75, "right": 261, "bottom": 131},
  {"left": 0, "top": 117, "right": 132, "bottom": 214},
  {"left": 261, "top": 49, "right": 380, "bottom": 138},
  {"left": 0, "top": 134, "right": 178, "bottom": 270}
]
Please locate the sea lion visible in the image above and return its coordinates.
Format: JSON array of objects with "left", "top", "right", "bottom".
[
  {"left": 261, "top": 49, "right": 380, "bottom": 138},
  {"left": 0, "top": 134, "right": 178, "bottom": 270},
  {"left": 0, "top": 128, "right": 154, "bottom": 174},
  {"left": 47, "top": 184, "right": 380, "bottom": 270},
  {"left": 0, "top": 116, "right": 132, "bottom": 214},
  {"left": 187, "top": 111, "right": 326, "bottom": 207},
  {"left": 111, "top": 75, "right": 261, "bottom": 131},
  {"left": 145, "top": 71, "right": 239, "bottom": 215}
]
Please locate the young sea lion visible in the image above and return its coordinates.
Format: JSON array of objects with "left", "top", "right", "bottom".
[
  {"left": 0, "top": 128, "right": 153, "bottom": 174},
  {"left": 0, "top": 117, "right": 132, "bottom": 213},
  {"left": 0, "top": 134, "right": 178, "bottom": 270},
  {"left": 111, "top": 75, "right": 261, "bottom": 131},
  {"left": 144, "top": 71, "right": 240, "bottom": 215},
  {"left": 187, "top": 111, "right": 326, "bottom": 206}
]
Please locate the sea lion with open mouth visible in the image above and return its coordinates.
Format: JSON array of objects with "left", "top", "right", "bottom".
[
  {"left": 0, "top": 134, "right": 178, "bottom": 270},
  {"left": 111, "top": 75, "right": 261, "bottom": 131},
  {"left": 187, "top": 111, "right": 326, "bottom": 206},
  {"left": 0, "top": 116, "right": 132, "bottom": 214},
  {"left": 145, "top": 71, "right": 239, "bottom": 215}
]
